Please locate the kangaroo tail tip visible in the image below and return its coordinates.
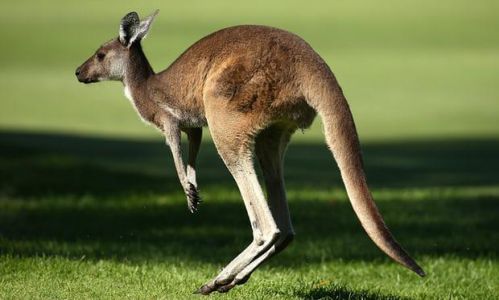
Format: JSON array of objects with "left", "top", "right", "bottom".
[
  {"left": 407, "top": 261, "right": 426, "bottom": 277},
  {"left": 415, "top": 267, "right": 426, "bottom": 277}
]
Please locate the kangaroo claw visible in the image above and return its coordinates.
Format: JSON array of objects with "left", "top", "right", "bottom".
[{"left": 186, "top": 182, "right": 201, "bottom": 213}]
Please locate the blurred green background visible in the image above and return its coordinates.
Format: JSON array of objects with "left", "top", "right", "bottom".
[
  {"left": 0, "top": 0, "right": 498, "bottom": 299},
  {"left": 1, "top": 0, "right": 498, "bottom": 140}
]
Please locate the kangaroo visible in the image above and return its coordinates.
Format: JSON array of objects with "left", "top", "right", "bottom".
[{"left": 75, "top": 10, "right": 425, "bottom": 294}]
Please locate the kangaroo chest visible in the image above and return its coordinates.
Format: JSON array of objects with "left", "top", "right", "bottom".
[{"left": 124, "top": 85, "right": 207, "bottom": 129}]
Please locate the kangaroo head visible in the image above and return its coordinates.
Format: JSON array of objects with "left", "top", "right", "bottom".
[{"left": 75, "top": 10, "right": 158, "bottom": 84}]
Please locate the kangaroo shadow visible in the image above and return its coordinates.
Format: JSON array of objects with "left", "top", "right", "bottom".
[
  {"left": 295, "top": 285, "right": 409, "bottom": 300},
  {"left": 0, "top": 130, "right": 498, "bottom": 265}
]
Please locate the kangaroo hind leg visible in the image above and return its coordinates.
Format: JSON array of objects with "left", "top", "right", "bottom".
[
  {"left": 219, "top": 123, "right": 297, "bottom": 289},
  {"left": 196, "top": 114, "right": 282, "bottom": 294}
]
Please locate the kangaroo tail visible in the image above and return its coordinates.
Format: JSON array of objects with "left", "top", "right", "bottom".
[{"left": 305, "top": 74, "right": 425, "bottom": 277}]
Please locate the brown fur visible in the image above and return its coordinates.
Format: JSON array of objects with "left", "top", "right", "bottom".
[{"left": 76, "top": 13, "right": 424, "bottom": 294}]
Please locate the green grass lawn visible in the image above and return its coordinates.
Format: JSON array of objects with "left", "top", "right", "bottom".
[{"left": 1, "top": 0, "right": 498, "bottom": 299}]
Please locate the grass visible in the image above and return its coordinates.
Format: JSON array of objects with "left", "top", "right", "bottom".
[
  {"left": 1, "top": 133, "right": 498, "bottom": 299},
  {"left": 1, "top": 0, "right": 499, "bottom": 299}
]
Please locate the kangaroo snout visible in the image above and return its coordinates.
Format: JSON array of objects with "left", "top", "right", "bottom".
[
  {"left": 75, "top": 65, "right": 97, "bottom": 84},
  {"left": 75, "top": 66, "right": 88, "bottom": 83}
]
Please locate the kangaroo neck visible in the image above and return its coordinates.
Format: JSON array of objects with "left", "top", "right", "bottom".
[
  {"left": 122, "top": 43, "right": 165, "bottom": 127},
  {"left": 123, "top": 42, "right": 154, "bottom": 91}
]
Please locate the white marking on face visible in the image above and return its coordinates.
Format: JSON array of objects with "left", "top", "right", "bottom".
[{"left": 108, "top": 54, "right": 126, "bottom": 80}]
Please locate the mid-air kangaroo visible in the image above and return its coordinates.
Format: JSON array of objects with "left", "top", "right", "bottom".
[{"left": 75, "top": 10, "right": 424, "bottom": 295}]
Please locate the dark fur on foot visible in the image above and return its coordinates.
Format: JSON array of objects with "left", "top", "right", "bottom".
[
  {"left": 217, "top": 282, "right": 236, "bottom": 293},
  {"left": 194, "top": 283, "right": 214, "bottom": 295},
  {"left": 187, "top": 182, "right": 201, "bottom": 213}
]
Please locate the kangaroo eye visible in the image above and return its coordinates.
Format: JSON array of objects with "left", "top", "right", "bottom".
[{"left": 97, "top": 52, "right": 106, "bottom": 61}]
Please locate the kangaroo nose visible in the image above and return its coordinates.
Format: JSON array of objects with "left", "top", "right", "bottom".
[{"left": 75, "top": 67, "right": 81, "bottom": 76}]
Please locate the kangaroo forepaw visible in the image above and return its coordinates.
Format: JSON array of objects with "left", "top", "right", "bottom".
[{"left": 186, "top": 182, "right": 201, "bottom": 213}]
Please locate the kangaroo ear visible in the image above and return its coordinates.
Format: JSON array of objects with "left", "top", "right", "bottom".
[
  {"left": 135, "top": 9, "right": 159, "bottom": 42},
  {"left": 119, "top": 12, "right": 140, "bottom": 46},
  {"left": 119, "top": 10, "right": 159, "bottom": 48}
]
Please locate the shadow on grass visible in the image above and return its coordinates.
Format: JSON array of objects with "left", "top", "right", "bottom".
[
  {"left": 0, "top": 130, "right": 498, "bottom": 265},
  {"left": 296, "top": 284, "right": 408, "bottom": 300}
]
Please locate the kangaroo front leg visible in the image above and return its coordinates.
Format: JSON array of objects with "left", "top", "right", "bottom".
[
  {"left": 184, "top": 127, "right": 202, "bottom": 207},
  {"left": 164, "top": 122, "right": 201, "bottom": 212}
]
